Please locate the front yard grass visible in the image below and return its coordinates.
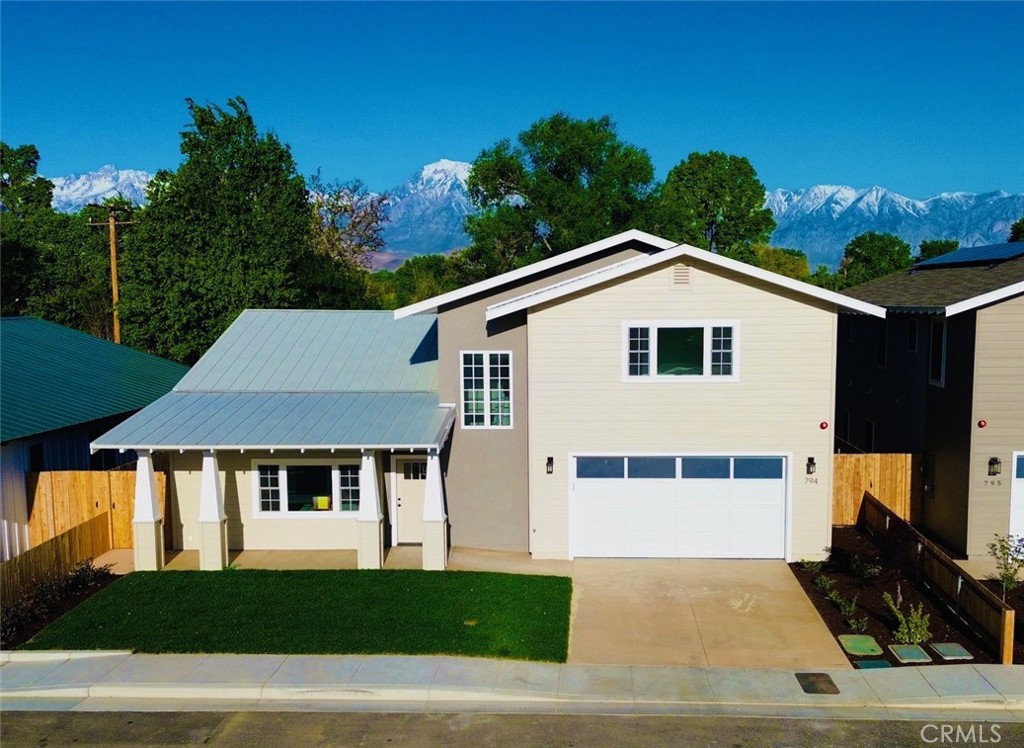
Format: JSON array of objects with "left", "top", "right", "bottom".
[{"left": 22, "top": 569, "right": 572, "bottom": 662}]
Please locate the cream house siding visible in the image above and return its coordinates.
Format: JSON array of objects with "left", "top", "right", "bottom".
[
  {"left": 167, "top": 450, "right": 389, "bottom": 551},
  {"left": 968, "top": 294, "right": 1024, "bottom": 558},
  {"left": 437, "top": 241, "right": 652, "bottom": 551},
  {"left": 527, "top": 259, "right": 837, "bottom": 560}
]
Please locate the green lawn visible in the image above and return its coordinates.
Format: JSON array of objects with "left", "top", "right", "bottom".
[{"left": 23, "top": 569, "right": 572, "bottom": 662}]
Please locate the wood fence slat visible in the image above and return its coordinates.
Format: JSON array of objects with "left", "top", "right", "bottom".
[{"left": 832, "top": 453, "right": 921, "bottom": 525}]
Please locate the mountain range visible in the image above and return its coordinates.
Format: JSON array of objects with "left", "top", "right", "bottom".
[{"left": 48, "top": 162, "right": 1024, "bottom": 270}]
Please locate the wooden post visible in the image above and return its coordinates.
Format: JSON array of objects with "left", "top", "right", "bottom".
[
  {"left": 107, "top": 207, "right": 121, "bottom": 344},
  {"left": 1001, "top": 609, "right": 1015, "bottom": 665}
]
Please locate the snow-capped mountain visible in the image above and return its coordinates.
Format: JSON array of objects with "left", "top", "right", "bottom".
[
  {"left": 378, "top": 159, "right": 474, "bottom": 262},
  {"left": 48, "top": 162, "right": 1023, "bottom": 271},
  {"left": 49, "top": 165, "right": 152, "bottom": 212},
  {"left": 768, "top": 185, "right": 1024, "bottom": 268}
]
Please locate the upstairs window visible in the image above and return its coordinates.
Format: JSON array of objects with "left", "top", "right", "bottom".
[
  {"left": 462, "top": 351, "right": 512, "bottom": 428},
  {"left": 929, "top": 317, "right": 946, "bottom": 386},
  {"left": 624, "top": 321, "right": 737, "bottom": 381}
]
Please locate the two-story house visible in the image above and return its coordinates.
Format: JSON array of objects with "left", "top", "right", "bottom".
[
  {"left": 837, "top": 242, "right": 1024, "bottom": 559},
  {"left": 96, "top": 230, "right": 884, "bottom": 570}
]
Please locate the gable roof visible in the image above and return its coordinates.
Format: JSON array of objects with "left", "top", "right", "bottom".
[
  {"left": 92, "top": 310, "right": 453, "bottom": 451},
  {"left": 842, "top": 250, "right": 1024, "bottom": 316},
  {"left": 393, "top": 229, "right": 677, "bottom": 318},
  {"left": 485, "top": 242, "right": 887, "bottom": 321},
  {"left": 1, "top": 317, "right": 189, "bottom": 443}
]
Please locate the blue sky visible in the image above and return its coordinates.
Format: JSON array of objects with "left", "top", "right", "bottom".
[{"left": 2, "top": 1, "right": 1022, "bottom": 195}]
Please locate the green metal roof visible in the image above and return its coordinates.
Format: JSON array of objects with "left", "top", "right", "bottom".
[{"left": 1, "top": 317, "right": 189, "bottom": 443}]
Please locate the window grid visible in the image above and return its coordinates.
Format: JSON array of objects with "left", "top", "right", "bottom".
[
  {"left": 258, "top": 465, "right": 280, "bottom": 512},
  {"left": 403, "top": 461, "right": 427, "bottom": 480},
  {"left": 338, "top": 465, "right": 360, "bottom": 512},
  {"left": 461, "top": 351, "right": 512, "bottom": 428},
  {"left": 711, "top": 326, "right": 733, "bottom": 376},
  {"left": 628, "top": 327, "right": 650, "bottom": 376}
]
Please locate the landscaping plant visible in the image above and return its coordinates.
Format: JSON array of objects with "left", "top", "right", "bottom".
[
  {"left": 882, "top": 590, "right": 932, "bottom": 645},
  {"left": 814, "top": 574, "right": 837, "bottom": 593},
  {"left": 986, "top": 533, "right": 1024, "bottom": 602},
  {"left": 849, "top": 553, "right": 882, "bottom": 584},
  {"left": 799, "top": 559, "right": 824, "bottom": 575}
]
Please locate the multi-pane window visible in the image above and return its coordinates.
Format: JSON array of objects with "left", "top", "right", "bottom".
[
  {"left": 462, "top": 351, "right": 512, "bottom": 428},
  {"left": 626, "top": 322, "right": 736, "bottom": 380},
  {"left": 338, "top": 465, "right": 360, "bottom": 512},
  {"left": 258, "top": 465, "right": 281, "bottom": 512}
]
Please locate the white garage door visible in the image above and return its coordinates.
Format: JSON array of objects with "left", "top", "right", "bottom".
[{"left": 570, "top": 455, "right": 787, "bottom": 558}]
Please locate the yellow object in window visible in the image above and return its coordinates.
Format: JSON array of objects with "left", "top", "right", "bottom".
[{"left": 314, "top": 495, "right": 331, "bottom": 511}]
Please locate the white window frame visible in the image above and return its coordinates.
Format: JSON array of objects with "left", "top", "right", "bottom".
[
  {"left": 928, "top": 316, "right": 947, "bottom": 387},
  {"left": 621, "top": 320, "right": 739, "bottom": 382},
  {"left": 250, "top": 457, "right": 361, "bottom": 518},
  {"left": 460, "top": 350, "right": 514, "bottom": 430}
]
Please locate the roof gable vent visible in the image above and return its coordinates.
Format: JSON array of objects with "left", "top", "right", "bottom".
[{"left": 672, "top": 263, "right": 692, "bottom": 287}]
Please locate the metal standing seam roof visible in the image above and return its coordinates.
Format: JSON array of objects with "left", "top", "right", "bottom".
[
  {"left": 93, "top": 310, "right": 452, "bottom": 450},
  {"left": 1, "top": 317, "right": 189, "bottom": 443}
]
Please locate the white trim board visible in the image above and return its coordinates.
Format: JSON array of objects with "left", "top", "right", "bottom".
[
  {"left": 392, "top": 229, "right": 677, "bottom": 318},
  {"left": 944, "top": 282, "right": 1024, "bottom": 317},
  {"left": 485, "top": 243, "right": 888, "bottom": 320}
]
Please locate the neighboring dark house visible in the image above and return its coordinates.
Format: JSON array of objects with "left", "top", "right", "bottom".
[
  {"left": 837, "top": 243, "right": 1024, "bottom": 558},
  {"left": 0, "top": 317, "right": 188, "bottom": 560}
]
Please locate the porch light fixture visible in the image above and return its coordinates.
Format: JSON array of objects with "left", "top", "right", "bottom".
[
  {"left": 806, "top": 457, "right": 816, "bottom": 475},
  {"left": 546, "top": 457, "right": 554, "bottom": 474},
  {"left": 988, "top": 457, "right": 1002, "bottom": 476}
]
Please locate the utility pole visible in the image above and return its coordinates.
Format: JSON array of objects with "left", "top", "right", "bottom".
[{"left": 88, "top": 204, "right": 137, "bottom": 344}]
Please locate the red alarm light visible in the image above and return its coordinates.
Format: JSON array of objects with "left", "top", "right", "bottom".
[
  {"left": 978, "top": 420, "right": 987, "bottom": 428},
  {"left": 819, "top": 421, "right": 829, "bottom": 430}
]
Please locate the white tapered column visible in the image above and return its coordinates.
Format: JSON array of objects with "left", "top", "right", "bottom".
[
  {"left": 356, "top": 449, "right": 384, "bottom": 569},
  {"left": 133, "top": 450, "right": 164, "bottom": 571},
  {"left": 198, "top": 450, "right": 228, "bottom": 570},
  {"left": 422, "top": 449, "right": 448, "bottom": 570}
]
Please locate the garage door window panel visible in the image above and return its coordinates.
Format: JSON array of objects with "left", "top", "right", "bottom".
[
  {"left": 576, "top": 457, "right": 625, "bottom": 478},
  {"left": 681, "top": 457, "right": 731, "bottom": 479},
  {"left": 734, "top": 458, "right": 784, "bottom": 479},
  {"left": 627, "top": 457, "right": 677, "bottom": 478},
  {"left": 624, "top": 321, "right": 737, "bottom": 381}
]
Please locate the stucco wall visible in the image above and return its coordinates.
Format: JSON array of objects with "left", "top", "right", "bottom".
[{"left": 526, "top": 258, "right": 838, "bottom": 560}]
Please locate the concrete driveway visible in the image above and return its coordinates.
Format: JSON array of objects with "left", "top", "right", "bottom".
[{"left": 568, "top": 559, "right": 850, "bottom": 669}]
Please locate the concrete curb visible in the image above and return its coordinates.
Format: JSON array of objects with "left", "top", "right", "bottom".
[{"left": 1, "top": 650, "right": 131, "bottom": 663}]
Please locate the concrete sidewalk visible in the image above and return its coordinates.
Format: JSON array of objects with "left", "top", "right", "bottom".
[{"left": 2, "top": 651, "right": 1023, "bottom": 719}]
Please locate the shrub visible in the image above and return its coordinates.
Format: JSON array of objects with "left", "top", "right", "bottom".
[
  {"left": 837, "top": 593, "right": 859, "bottom": 620},
  {"left": 848, "top": 616, "right": 869, "bottom": 633},
  {"left": 799, "top": 559, "right": 824, "bottom": 574},
  {"left": 814, "top": 574, "right": 837, "bottom": 593},
  {"left": 987, "top": 534, "right": 1024, "bottom": 602},
  {"left": 849, "top": 553, "right": 882, "bottom": 583},
  {"left": 882, "top": 590, "right": 931, "bottom": 645}
]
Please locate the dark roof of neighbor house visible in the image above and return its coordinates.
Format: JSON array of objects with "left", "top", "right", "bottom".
[
  {"left": 1, "top": 317, "right": 189, "bottom": 443},
  {"left": 93, "top": 310, "right": 453, "bottom": 451},
  {"left": 842, "top": 250, "right": 1024, "bottom": 311}
]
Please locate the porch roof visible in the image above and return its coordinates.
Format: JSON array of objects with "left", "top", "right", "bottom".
[{"left": 91, "top": 391, "right": 454, "bottom": 451}]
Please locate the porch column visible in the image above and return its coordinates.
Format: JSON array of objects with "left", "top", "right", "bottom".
[
  {"left": 197, "top": 450, "right": 228, "bottom": 570},
  {"left": 422, "top": 449, "right": 448, "bottom": 570},
  {"left": 133, "top": 450, "right": 164, "bottom": 571},
  {"left": 356, "top": 449, "right": 384, "bottom": 569}
]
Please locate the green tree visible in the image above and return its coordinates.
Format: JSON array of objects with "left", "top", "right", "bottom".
[
  {"left": 752, "top": 244, "right": 810, "bottom": 280},
  {"left": 807, "top": 265, "right": 842, "bottom": 291},
  {"left": 918, "top": 238, "right": 959, "bottom": 261},
  {"left": 0, "top": 143, "right": 53, "bottom": 215},
  {"left": 120, "top": 97, "right": 310, "bottom": 363},
  {"left": 1009, "top": 217, "right": 1024, "bottom": 242},
  {"left": 838, "top": 232, "right": 913, "bottom": 288},
  {"left": 464, "top": 113, "right": 655, "bottom": 279},
  {"left": 1, "top": 142, "right": 55, "bottom": 315},
  {"left": 653, "top": 151, "right": 775, "bottom": 262}
]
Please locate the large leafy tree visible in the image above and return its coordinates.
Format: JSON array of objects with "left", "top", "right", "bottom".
[
  {"left": 464, "top": 113, "right": 655, "bottom": 279},
  {"left": 918, "top": 238, "right": 959, "bottom": 261},
  {"left": 751, "top": 244, "right": 810, "bottom": 280},
  {"left": 1009, "top": 217, "right": 1024, "bottom": 242},
  {"left": 1, "top": 143, "right": 55, "bottom": 315},
  {"left": 120, "top": 98, "right": 310, "bottom": 363},
  {"left": 839, "top": 232, "right": 913, "bottom": 288},
  {"left": 653, "top": 151, "right": 776, "bottom": 262}
]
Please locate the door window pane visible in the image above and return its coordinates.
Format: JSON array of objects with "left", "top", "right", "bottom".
[
  {"left": 657, "top": 327, "right": 704, "bottom": 375},
  {"left": 733, "top": 458, "right": 784, "bottom": 479},
  {"left": 627, "top": 457, "right": 676, "bottom": 479},
  {"left": 576, "top": 457, "right": 625, "bottom": 479},
  {"left": 681, "top": 457, "right": 730, "bottom": 479}
]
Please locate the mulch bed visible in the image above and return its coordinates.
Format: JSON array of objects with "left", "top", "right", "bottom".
[
  {"left": 791, "top": 526, "right": 1009, "bottom": 667},
  {"left": 0, "top": 574, "right": 120, "bottom": 651}
]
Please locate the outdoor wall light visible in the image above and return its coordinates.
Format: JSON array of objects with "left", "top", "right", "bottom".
[
  {"left": 988, "top": 457, "right": 1002, "bottom": 476},
  {"left": 806, "top": 457, "right": 816, "bottom": 475},
  {"left": 546, "top": 457, "right": 554, "bottom": 474}
]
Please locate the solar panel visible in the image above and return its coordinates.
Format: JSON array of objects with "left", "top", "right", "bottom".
[{"left": 915, "top": 242, "right": 1024, "bottom": 268}]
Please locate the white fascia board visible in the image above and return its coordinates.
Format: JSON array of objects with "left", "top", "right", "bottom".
[
  {"left": 486, "top": 242, "right": 888, "bottom": 320},
  {"left": 944, "top": 281, "right": 1024, "bottom": 317},
  {"left": 393, "top": 229, "right": 677, "bottom": 319},
  {"left": 91, "top": 442, "right": 443, "bottom": 452}
]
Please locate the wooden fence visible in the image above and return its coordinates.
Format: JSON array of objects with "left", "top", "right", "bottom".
[
  {"left": 862, "top": 493, "right": 1015, "bottom": 665},
  {"left": 27, "top": 471, "right": 167, "bottom": 550},
  {"left": 0, "top": 513, "right": 111, "bottom": 607},
  {"left": 833, "top": 453, "right": 921, "bottom": 525}
]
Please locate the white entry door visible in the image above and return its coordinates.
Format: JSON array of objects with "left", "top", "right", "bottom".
[
  {"left": 1010, "top": 453, "right": 1024, "bottom": 537},
  {"left": 570, "top": 455, "right": 787, "bottom": 559},
  {"left": 395, "top": 458, "right": 427, "bottom": 544}
]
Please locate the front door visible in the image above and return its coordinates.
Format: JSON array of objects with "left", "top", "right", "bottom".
[
  {"left": 1011, "top": 453, "right": 1024, "bottom": 537},
  {"left": 395, "top": 458, "right": 427, "bottom": 544}
]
